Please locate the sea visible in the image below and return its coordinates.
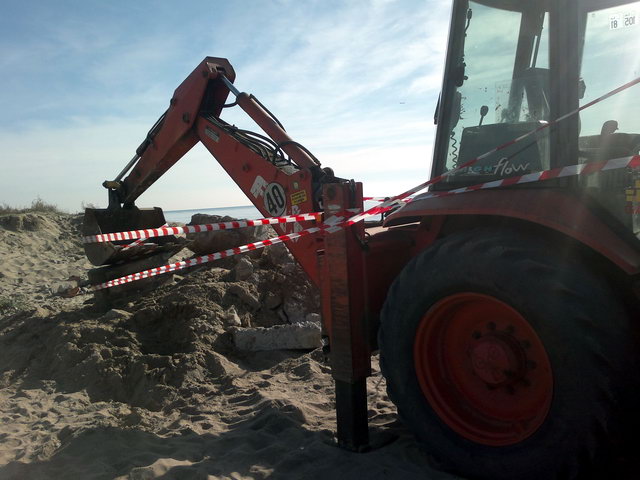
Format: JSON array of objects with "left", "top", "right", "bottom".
[
  {"left": 164, "top": 205, "right": 261, "bottom": 224},
  {"left": 164, "top": 201, "right": 384, "bottom": 224}
]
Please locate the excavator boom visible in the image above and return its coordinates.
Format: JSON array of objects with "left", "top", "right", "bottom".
[
  {"left": 83, "top": 2, "right": 640, "bottom": 477},
  {"left": 85, "top": 57, "right": 338, "bottom": 283}
]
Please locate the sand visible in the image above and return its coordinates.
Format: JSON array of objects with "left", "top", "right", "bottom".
[{"left": 0, "top": 211, "right": 459, "bottom": 480}]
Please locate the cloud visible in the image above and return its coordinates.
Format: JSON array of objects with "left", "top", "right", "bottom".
[
  {"left": 320, "top": 143, "right": 434, "bottom": 195},
  {"left": 0, "top": 0, "right": 451, "bottom": 212},
  {"left": 0, "top": 116, "right": 253, "bottom": 212}
]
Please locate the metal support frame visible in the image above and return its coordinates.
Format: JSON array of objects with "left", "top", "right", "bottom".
[
  {"left": 322, "top": 182, "right": 371, "bottom": 450},
  {"left": 335, "top": 378, "right": 369, "bottom": 450}
]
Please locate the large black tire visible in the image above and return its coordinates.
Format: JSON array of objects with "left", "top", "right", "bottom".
[{"left": 379, "top": 227, "right": 636, "bottom": 480}]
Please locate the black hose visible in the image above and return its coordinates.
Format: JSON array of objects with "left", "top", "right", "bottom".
[
  {"left": 276, "top": 140, "right": 321, "bottom": 166},
  {"left": 204, "top": 114, "right": 294, "bottom": 168},
  {"left": 136, "top": 109, "right": 168, "bottom": 156}
]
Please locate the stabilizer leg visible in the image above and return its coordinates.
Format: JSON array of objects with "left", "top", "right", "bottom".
[{"left": 322, "top": 182, "right": 371, "bottom": 451}]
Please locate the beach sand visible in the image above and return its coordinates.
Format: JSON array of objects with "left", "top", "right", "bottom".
[{"left": 0, "top": 211, "right": 459, "bottom": 480}]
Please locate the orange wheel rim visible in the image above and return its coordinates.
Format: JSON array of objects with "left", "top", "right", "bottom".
[{"left": 414, "top": 292, "right": 553, "bottom": 446}]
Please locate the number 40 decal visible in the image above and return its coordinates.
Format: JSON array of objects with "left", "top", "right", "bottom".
[{"left": 264, "top": 183, "right": 287, "bottom": 216}]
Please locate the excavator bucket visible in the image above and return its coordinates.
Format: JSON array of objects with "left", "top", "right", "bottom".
[
  {"left": 83, "top": 206, "right": 188, "bottom": 305},
  {"left": 83, "top": 206, "right": 184, "bottom": 266}
]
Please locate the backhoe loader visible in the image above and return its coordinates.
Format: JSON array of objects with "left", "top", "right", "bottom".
[{"left": 84, "top": 1, "right": 640, "bottom": 478}]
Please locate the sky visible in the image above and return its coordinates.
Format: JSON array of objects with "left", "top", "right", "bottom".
[{"left": 0, "top": 0, "right": 451, "bottom": 212}]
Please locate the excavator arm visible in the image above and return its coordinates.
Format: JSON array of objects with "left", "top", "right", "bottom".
[
  {"left": 85, "top": 56, "right": 372, "bottom": 452},
  {"left": 106, "top": 57, "right": 236, "bottom": 205},
  {"left": 87, "top": 57, "right": 340, "bottom": 283}
]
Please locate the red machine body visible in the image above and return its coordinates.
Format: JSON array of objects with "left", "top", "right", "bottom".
[
  {"left": 89, "top": 16, "right": 640, "bottom": 473},
  {"left": 107, "top": 57, "right": 325, "bottom": 282},
  {"left": 103, "top": 56, "right": 640, "bottom": 324}
]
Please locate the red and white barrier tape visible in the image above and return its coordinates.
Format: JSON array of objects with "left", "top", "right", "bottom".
[
  {"left": 346, "top": 75, "right": 640, "bottom": 225},
  {"left": 88, "top": 153, "right": 640, "bottom": 292},
  {"left": 84, "top": 212, "right": 321, "bottom": 244},
  {"left": 415, "top": 155, "right": 640, "bottom": 201},
  {"left": 87, "top": 76, "right": 640, "bottom": 291},
  {"left": 363, "top": 196, "right": 389, "bottom": 202},
  {"left": 90, "top": 226, "right": 322, "bottom": 291},
  {"left": 352, "top": 156, "right": 640, "bottom": 223},
  {"left": 118, "top": 224, "right": 166, "bottom": 251},
  {"left": 120, "top": 237, "right": 151, "bottom": 251}
]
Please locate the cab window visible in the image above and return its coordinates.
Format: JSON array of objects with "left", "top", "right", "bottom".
[{"left": 442, "top": 1, "right": 550, "bottom": 183}]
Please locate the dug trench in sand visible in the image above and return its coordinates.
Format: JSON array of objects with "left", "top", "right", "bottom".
[{"left": 0, "top": 210, "right": 455, "bottom": 480}]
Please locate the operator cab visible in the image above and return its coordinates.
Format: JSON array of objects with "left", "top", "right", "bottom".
[{"left": 432, "top": 0, "right": 640, "bottom": 236}]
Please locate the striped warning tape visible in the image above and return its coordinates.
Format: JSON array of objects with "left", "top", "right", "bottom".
[
  {"left": 118, "top": 224, "right": 166, "bottom": 251},
  {"left": 346, "top": 75, "right": 640, "bottom": 225},
  {"left": 84, "top": 212, "right": 321, "bottom": 244},
  {"left": 365, "top": 155, "right": 640, "bottom": 209},
  {"left": 415, "top": 155, "right": 640, "bottom": 201},
  {"left": 120, "top": 237, "right": 152, "bottom": 251},
  {"left": 86, "top": 76, "right": 640, "bottom": 291},
  {"left": 87, "top": 153, "right": 640, "bottom": 292},
  {"left": 347, "top": 155, "right": 640, "bottom": 225},
  {"left": 363, "top": 196, "right": 389, "bottom": 202},
  {"left": 90, "top": 226, "right": 322, "bottom": 291},
  {"left": 88, "top": 211, "right": 359, "bottom": 292}
]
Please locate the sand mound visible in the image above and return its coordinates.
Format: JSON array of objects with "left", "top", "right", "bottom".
[
  {"left": 0, "top": 213, "right": 57, "bottom": 232},
  {"left": 0, "top": 212, "right": 89, "bottom": 314},
  {"left": 0, "top": 211, "right": 453, "bottom": 480}
]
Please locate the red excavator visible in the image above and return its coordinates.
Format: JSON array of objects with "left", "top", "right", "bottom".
[{"left": 84, "top": 0, "right": 640, "bottom": 478}]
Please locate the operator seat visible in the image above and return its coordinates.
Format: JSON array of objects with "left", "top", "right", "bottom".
[
  {"left": 580, "top": 120, "right": 640, "bottom": 162},
  {"left": 456, "top": 68, "right": 550, "bottom": 178}
]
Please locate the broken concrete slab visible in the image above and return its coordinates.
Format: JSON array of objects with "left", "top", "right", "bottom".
[
  {"left": 100, "top": 309, "right": 132, "bottom": 321},
  {"left": 231, "top": 321, "right": 321, "bottom": 351},
  {"left": 223, "top": 306, "right": 242, "bottom": 329},
  {"left": 264, "top": 291, "right": 282, "bottom": 310},
  {"left": 233, "top": 257, "right": 254, "bottom": 281},
  {"left": 227, "top": 284, "right": 261, "bottom": 310},
  {"left": 264, "top": 242, "right": 293, "bottom": 266},
  {"left": 305, "top": 313, "right": 321, "bottom": 324}
]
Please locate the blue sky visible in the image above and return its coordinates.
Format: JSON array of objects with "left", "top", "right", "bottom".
[{"left": 0, "top": 0, "right": 450, "bottom": 211}]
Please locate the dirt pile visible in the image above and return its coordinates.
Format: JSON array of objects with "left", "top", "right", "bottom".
[
  {"left": 0, "top": 211, "right": 90, "bottom": 314},
  {"left": 0, "top": 210, "right": 445, "bottom": 480},
  {"left": 1, "top": 212, "right": 321, "bottom": 411}
]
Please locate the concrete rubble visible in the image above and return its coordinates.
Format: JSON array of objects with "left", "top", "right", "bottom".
[
  {"left": 231, "top": 321, "right": 322, "bottom": 352},
  {"left": 182, "top": 213, "right": 322, "bottom": 350}
]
